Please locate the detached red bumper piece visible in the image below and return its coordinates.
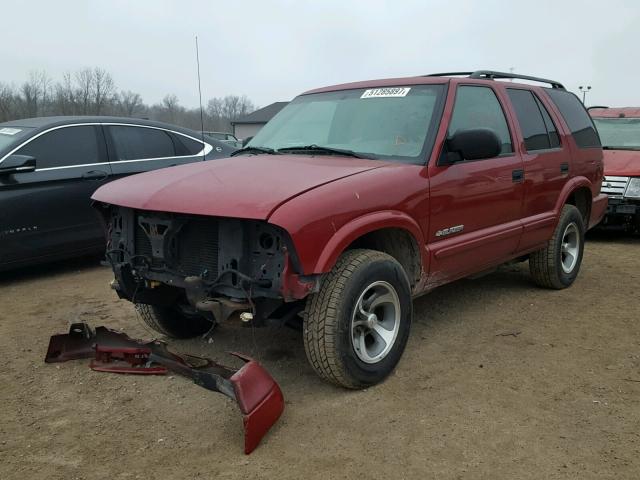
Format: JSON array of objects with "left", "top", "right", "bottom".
[{"left": 45, "top": 323, "right": 284, "bottom": 454}]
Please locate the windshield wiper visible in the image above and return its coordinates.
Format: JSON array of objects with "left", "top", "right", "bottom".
[
  {"left": 230, "top": 146, "right": 280, "bottom": 156},
  {"left": 602, "top": 146, "right": 640, "bottom": 151},
  {"left": 277, "top": 144, "right": 374, "bottom": 159}
]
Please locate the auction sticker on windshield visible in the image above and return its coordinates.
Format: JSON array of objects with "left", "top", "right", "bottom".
[
  {"left": 361, "top": 87, "right": 411, "bottom": 98},
  {"left": 0, "top": 128, "right": 22, "bottom": 135}
]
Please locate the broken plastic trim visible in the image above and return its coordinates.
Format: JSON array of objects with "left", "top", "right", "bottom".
[{"left": 45, "top": 323, "right": 284, "bottom": 454}]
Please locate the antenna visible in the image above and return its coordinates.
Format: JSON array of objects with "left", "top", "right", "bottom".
[{"left": 195, "top": 35, "right": 206, "bottom": 161}]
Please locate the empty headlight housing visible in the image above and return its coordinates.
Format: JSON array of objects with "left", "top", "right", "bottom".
[{"left": 625, "top": 178, "right": 640, "bottom": 199}]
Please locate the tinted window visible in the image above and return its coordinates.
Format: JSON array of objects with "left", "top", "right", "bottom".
[
  {"left": 535, "top": 96, "right": 560, "bottom": 148},
  {"left": 16, "top": 125, "right": 100, "bottom": 168},
  {"left": 110, "top": 126, "right": 176, "bottom": 160},
  {"left": 173, "top": 134, "right": 204, "bottom": 156},
  {"left": 546, "top": 89, "right": 600, "bottom": 148},
  {"left": 448, "top": 86, "right": 513, "bottom": 154},
  {"left": 507, "top": 89, "right": 550, "bottom": 151}
]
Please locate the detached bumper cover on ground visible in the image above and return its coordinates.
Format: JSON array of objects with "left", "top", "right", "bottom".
[{"left": 45, "top": 323, "right": 284, "bottom": 454}]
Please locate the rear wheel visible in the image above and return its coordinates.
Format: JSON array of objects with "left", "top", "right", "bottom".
[
  {"left": 529, "top": 204, "right": 585, "bottom": 289},
  {"left": 135, "top": 303, "right": 214, "bottom": 338},
  {"left": 303, "top": 249, "right": 412, "bottom": 389}
]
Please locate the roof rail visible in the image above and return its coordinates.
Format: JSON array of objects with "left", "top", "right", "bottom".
[{"left": 425, "top": 70, "right": 565, "bottom": 89}]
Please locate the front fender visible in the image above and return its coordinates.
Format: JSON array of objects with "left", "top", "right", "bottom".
[{"left": 312, "top": 210, "right": 427, "bottom": 275}]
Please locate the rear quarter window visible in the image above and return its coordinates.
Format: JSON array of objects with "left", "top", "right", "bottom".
[
  {"left": 545, "top": 89, "right": 600, "bottom": 148},
  {"left": 173, "top": 134, "right": 204, "bottom": 156}
]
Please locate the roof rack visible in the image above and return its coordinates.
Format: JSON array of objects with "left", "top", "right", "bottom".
[{"left": 425, "top": 70, "right": 565, "bottom": 89}]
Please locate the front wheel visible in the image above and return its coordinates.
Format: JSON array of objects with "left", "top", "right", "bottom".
[
  {"left": 303, "top": 249, "right": 412, "bottom": 389},
  {"left": 135, "top": 303, "right": 214, "bottom": 338},
  {"left": 529, "top": 204, "right": 585, "bottom": 289}
]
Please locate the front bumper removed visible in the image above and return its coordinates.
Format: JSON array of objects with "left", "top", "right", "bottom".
[{"left": 45, "top": 323, "right": 284, "bottom": 454}]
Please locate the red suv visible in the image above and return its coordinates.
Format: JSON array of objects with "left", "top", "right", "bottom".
[
  {"left": 93, "top": 71, "right": 607, "bottom": 389},
  {"left": 589, "top": 107, "right": 640, "bottom": 232}
]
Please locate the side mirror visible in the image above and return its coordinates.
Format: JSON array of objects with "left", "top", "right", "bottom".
[
  {"left": 441, "top": 128, "right": 502, "bottom": 165},
  {"left": 0, "top": 154, "right": 36, "bottom": 175}
]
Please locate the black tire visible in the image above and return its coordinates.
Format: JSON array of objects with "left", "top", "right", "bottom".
[
  {"left": 303, "top": 249, "right": 412, "bottom": 389},
  {"left": 135, "top": 303, "right": 214, "bottom": 338},
  {"left": 529, "top": 204, "right": 585, "bottom": 289}
]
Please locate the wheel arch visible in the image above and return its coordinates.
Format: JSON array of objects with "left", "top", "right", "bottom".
[
  {"left": 557, "top": 178, "right": 593, "bottom": 226},
  {"left": 312, "top": 211, "right": 426, "bottom": 289}
]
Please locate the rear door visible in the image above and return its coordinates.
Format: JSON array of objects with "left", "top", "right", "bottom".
[
  {"left": 0, "top": 125, "right": 111, "bottom": 266},
  {"left": 105, "top": 125, "right": 206, "bottom": 179},
  {"left": 427, "top": 84, "right": 525, "bottom": 283},
  {"left": 505, "top": 87, "right": 569, "bottom": 250}
]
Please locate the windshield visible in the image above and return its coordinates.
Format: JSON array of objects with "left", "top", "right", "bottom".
[
  {"left": 592, "top": 118, "right": 640, "bottom": 150},
  {"left": 0, "top": 126, "right": 35, "bottom": 155},
  {"left": 248, "top": 85, "right": 445, "bottom": 164}
]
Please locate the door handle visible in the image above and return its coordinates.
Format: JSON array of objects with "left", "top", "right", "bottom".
[
  {"left": 512, "top": 169, "right": 524, "bottom": 183},
  {"left": 560, "top": 162, "right": 569, "bottom": 175},
  {"left": 82, "top": 170, "right": 108, "bottom": 181}
]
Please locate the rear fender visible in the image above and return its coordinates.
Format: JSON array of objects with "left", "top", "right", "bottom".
[{"left": 555, "top": 177, "right": 596, "bottom": 224}]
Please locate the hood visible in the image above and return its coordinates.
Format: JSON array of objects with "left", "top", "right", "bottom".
[
  {"left": 603, "top": 149, "right": 640, "bottom": 177},
  {"left": 91, "top": 154, "right": 385, "bottom": 219}
]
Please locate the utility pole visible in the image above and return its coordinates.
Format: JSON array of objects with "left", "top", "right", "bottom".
[{"left": 578, "top": 85, "right": 592, "bottom": 104}]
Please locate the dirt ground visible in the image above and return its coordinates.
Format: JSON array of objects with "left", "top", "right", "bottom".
[{"left": 1, "top": 231, "right": 639, "bottom": 480}]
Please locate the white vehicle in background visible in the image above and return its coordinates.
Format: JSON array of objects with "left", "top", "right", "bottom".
[{"left": 201, "top": 131, "right": 242, "bottom": 148}]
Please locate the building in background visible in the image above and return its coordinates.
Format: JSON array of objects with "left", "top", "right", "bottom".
[{"left": 231, "top": 102, "right": 288, "bottom": 140}]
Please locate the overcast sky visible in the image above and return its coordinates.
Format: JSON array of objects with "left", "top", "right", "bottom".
[{"left": 1, "top": 0, "right": 638, "bottom": 109}]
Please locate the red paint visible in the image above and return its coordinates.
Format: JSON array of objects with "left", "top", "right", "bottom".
[
  {"left": 601, "top": 150, "right": 640, "bottom": 177},
  {"left": 229, "top": 353, "right": 285, "bottom": 454},
  {"left": 92, "top": 154, "right": 384, "bottom": 220},
  {"left": 93, "top": 75, "right": 604, "bottom": 296},
  {"left": 590, "top": 108, "right": 640, "bottom": 177},
  {"left": 589, "top": 107, "right": 640, "bottom": 118}
]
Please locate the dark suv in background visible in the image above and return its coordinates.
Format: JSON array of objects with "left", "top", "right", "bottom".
[{"left": 0, "top": 116, "right": 235, "bottom": 271}]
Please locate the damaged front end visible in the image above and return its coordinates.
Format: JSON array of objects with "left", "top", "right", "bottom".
[
  {"left": 45, "top": 323, "right": 284, "bottom": 454},
  {"left": 99, "top": 205, "right": 318, "bottom": 323}
]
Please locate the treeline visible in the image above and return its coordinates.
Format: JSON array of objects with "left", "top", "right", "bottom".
[{"left": 0, "top": 68, "right": 256, "bottom": 132}]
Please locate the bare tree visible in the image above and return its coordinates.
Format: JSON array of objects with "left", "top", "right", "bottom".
[
  {"left": 0, "top": 83, "right": 18, "bottom": 122},
  {"left": 20, "top": 70, "right": 51, "bottom": 117},
  {"left": 0, "top": 66, "right": 256, "bottom": 129},
  {"left": 53, "top": 72, "right": 76, "bottom": 115},
  {"left": 75, "top": 68, "right": 93, "bottom": 115},
  {"left": 161, "top": 94, "right": 181, "bottom": 123},
  {"left": 93, "top": 68, "right": 115, "bottom": 115},
  {"left": 118, "top": 90, "right": 143, "bottom": 117}
]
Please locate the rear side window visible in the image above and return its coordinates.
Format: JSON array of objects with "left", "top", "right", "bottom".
[
  {"left": 507, "top": 89, "right": 560, "bottom": 151},
  {"left": 173, "top": 134, "right": 204, "bottom": 156},
  {"left": 16, "top": 125, "right": 100, "bottom": 169},
  {"left": 448, "top": 86, "right": 513, "bottom": 154},
  {"left": 110, "top": 126, "right": 176, "bottom": 160},
  {"left": 545, "top": 89, "right": 600, "bottom": 148}
]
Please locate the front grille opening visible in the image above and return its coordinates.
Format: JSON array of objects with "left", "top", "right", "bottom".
[{"left": 133, "top": 213, "right": 219, "bottom": 278}]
